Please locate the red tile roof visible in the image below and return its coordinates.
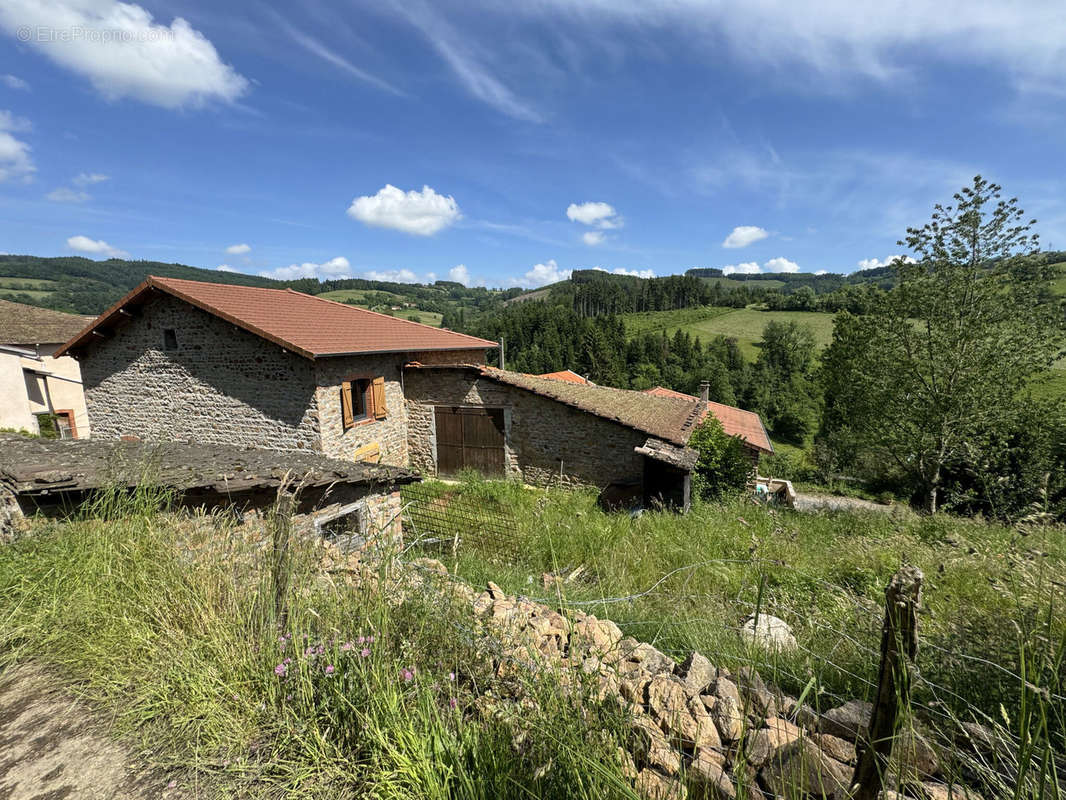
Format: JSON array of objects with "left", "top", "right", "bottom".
[
  {"left": 644, "top": 386, "right": 773, "bottom": 453},
  {"left": 537, "top": 369, "right": 593, "bottom": 385},
  {"left": 58, "top": 276, "right": 498, "bottom": 360}
]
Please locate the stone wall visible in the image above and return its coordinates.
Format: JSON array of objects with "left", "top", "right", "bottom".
[
  {"left": 404, "top": 368, "right": 646, "bottom": 489},
  {"left": 378, "top": 563, "right": 971, "bottom": 800},
  {"left": 79, "top": 295, "right": 320, "bottom": 450}
]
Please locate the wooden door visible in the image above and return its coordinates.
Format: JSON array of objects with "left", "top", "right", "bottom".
[{"left": 434, "top": 406, "right": 505, "bottom": 476}]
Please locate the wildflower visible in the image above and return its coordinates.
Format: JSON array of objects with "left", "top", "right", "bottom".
[
  {"left": 400, "top": 667, "right": 415, "bottom": 683},
  {"left": 360, "top": 647, "right": 370, "bottom": 658},
  {"left": 317, "top": 644, "right": 325, "bottom": 655},
  {"left": 448, "top": 672, "right": 455, "bottom": 681},
  {"left": 284, "top": 657, "right": 292, "bottom": 665},
  {"left": 449, "top": 697, "right": 458, "bottom": 709},
  {"left": 304, "top": 646, "right": 314, "bottom": 656},
  {"left": 167, "top": 779, "right": 177, "bottom": 789},
  {"left": 325, "top": 664, "right": 335, "bottom": 675},
  {"left": 285, "top": 695, "right": 292, "bottom": 702},
  {"left": 341, "top": 641, "right": 354, "bottom": 652},
  {"left": 274, "top": 663, "right": 288, "bottom": 677},
  {"left": 357, "top": 635, "right": 366, "bottom": 644}
]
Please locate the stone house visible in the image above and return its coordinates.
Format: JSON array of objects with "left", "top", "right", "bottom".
[
  {"left": 59, "top": 277, "right": 772, "bottom": 511},
  {"left": 0, "top": 299, "right": 93, "bottom": 438}
]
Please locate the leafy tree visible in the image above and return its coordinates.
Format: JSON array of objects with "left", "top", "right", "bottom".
[
  {"left": 689, "top": 416, "right": 754, "bottom": 500},
  {"left": 754, "top": 321, "right": 820, "bottom": 444},
  {"left": 821, "top": 176, "right": 1065, "bottom": 513}
]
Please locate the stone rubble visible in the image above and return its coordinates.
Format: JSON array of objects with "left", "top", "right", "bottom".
[{"left": 332, "top": 552, "right": 985, "bottom": 800}]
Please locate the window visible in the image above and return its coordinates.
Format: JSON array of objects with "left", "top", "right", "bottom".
[
  {"left": 35, "top": 410, "right": 77, "bottom": 440},
  {"left": 341, "top": 376, "right": 387, "bottom": 430},
  {"left": 163, "top": 328, "right": 178, "bottom": 350}
]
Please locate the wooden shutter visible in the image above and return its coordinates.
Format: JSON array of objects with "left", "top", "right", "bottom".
[
  {"left": 341, "top": 381, "right": 354, "bottom": 428},
  {"left": 371, "top": 377, "right": 387, "bottom": 420}
]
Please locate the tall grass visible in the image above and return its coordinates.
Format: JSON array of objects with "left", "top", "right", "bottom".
[
  {"left": 406, "top": 477, "right": 1066, "bottom": 796},
  {"left": 0, "top": 491, "right": 638, "bottom": 798}
]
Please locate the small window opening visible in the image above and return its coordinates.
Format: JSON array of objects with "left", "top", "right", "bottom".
[
  {"left": 318, "top": 505, "right": 368, "bottom": 552},
  {"left": 163, "top": 328, "right": 178, "bottom": 350}
]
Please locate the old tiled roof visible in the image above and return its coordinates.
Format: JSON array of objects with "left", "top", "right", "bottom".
[
  {"left": 0, "top": 299, "right": 94, "bottom": 346},
  {"left": 412, "top": 365, "right": 705, "bottom": 446},
  {"left": 0, "top": 435, "right": 418, "bottom": 496},
  {"left": 57, "top": 276, "right": 498, "bottom": 360},
  {"left": 644, "top": 386, "right": 773, "bottom": 453},
  {"left": 537, "top": 369, "right": 593, "bottom": 385}
]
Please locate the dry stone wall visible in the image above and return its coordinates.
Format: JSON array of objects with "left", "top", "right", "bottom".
[{"left": 380, "top": 558, "right": 984, "bottom": 800}]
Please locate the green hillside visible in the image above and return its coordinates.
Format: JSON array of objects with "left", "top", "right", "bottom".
[{"left": 622, "top": 306, "right": 837, "bottom": 358}]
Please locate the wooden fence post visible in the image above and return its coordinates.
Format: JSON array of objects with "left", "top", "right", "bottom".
[
  {"left": 271, "top": 484, "right": 296, "bottom": 629},
  {"left": 851, "top": 565, "right": 923, "bottom": 800}
]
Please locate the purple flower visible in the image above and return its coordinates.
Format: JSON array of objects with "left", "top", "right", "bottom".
[
  {"left": 284, "top": 657, "right": 292, "bottom": 665},
  {"left": 357, "top": 635, "right": 366, "bottom": 645},
  {"left": 360, "top": 647, "right": 370, "bottom": 658},
  {"left": 448, "top": 672, "right": 455, "bottom": 681},
  {"left": 341, "top": 641, "right": 354, "bottom": 652},
  {"left": 325, "top": 664, "right": 335, "bottom": 675},
  {"left": 449, "top": 697, "right": 458, "bottom": 709},
  {"left": 304, "top": 647, "right": 314, "bottom": 656},
  {"left": 317, "top": 645, "right": 325, "bottom": 655},
  {"left": 274, "top": 663, "right": 288, "bottom": 677},
  {"left": 400, "top": 667, "right": 415, "bottom": 683}
]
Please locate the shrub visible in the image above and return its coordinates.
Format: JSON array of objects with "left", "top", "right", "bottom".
[{"left": 689, "top": 416, "right": 752, "bottom": 500}]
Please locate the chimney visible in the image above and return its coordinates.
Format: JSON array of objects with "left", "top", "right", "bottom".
[{"left": 699, "top": 380, "right": 710, "bottom": 403}]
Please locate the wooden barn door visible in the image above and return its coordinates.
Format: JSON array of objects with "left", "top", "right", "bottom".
[{"left": 434, "top": 406, "right": 506, "bottom": 476}]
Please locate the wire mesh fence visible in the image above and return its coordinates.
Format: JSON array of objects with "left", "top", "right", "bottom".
[{"left": 401, "top": 480, "right": 521, "bottom": 563}]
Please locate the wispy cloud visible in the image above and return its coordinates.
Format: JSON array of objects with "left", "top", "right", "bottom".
[
  {"left": 277, "top": 18, "right": 405, "bottom": 96},
  {"left": 388, "top": 1, "right": 542, "bottom": 122}
]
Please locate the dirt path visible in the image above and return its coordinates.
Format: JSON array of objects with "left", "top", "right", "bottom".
[{"left": 0, "top": 665, "right": 190, "bottom": 800}]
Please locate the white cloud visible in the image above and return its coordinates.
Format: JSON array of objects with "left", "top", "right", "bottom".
[
  {"left": 722, "top": 225, "right": 769, "bottom": 249},
  {"left": 722, "top": 262, "right": 761, "bottom": 275},
  {"left": 0, "top": 110, "right": 34, "bottom": 183},
  {"left": 1, "top": 74, "right": 28, "bottom": 90},
  {"left": 722, "top": 257, "right": 801, "bottom": 275},
  {"left": 281, "top": 23, "right": 403, "bottom": 96},
  {"left": 567, "top": 201, "right": 621, "bottom": 229},
  {"left": 592, "top": 266, "right": 655, "bottom": 278},
  {"left": 46, "top": 187, "right": 90, "bottom": 203},
  {"left": 509, "top": 259, "right": 571, "bottom": 288},
  {"left": 67, "top": 235, "right": 128, "bottom": 258},
  {"left": 0, "top": 110, "right": 31, "bottom": 132},
  {"left": 388, "top": 2, "right": 541, "bottom": 122},
  {"left": 857, "top": 254, "right": 916, "bottom": 271},
  {"left": 72, "top": 172, "right": 109, "bottom": 187},
  {"left": 448, "top": 264, "right": 471, "bottom": 286},
  {"left": 216, "top": 264, "right": 236, "bottom": 272},
  {"left": 582, "top": 231, "right": 606, "bottom": 246},
  {"left": 0, "top": 0, "right": 248, "bottom": 108},
  {"left": 764, "top": 257, "right": 800, "bottom": 273},
  {"left": 225, "top": 243, "right": 251, "bottom": 255},
  {"left": 362, "top": 269, "right": 419, "bottom": 283},
  {"left": 814, "top": 269, "right": 828, "bottom": 275},
  {"left": 347, "top": 184, "right": 461, "bottom": 236},
  {"left": 260, "top": 256, "right": 351, "bottom": 281},
  {"left": 497, "top": 1, "right": 1066, "bottom": 92}
]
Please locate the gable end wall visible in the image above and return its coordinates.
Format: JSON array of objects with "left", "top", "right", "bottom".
[{"left": 79, "top": 294, "right": 320, "bottom": 449}]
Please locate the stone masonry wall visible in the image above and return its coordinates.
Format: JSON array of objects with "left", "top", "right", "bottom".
[
  {"left": 404, "top": 368, "right": 646, "bottom": 489},
  {"left": 314, "top": 349, "right": 488, "bottom": 468},
  {"left": 79, "top": 295, "right": 320, "bottom": 450}
]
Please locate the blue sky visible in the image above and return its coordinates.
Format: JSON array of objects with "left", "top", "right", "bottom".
[{"left": 1, "top": 0, "right": 1065, "bottom": 288}]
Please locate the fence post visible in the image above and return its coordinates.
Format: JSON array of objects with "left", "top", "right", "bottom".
[
  {"left": 851, "top": 565, "right": 923, "bottom": 800},
  {"left": 271, "top": 484, "right": 296, "bottom": 629}
]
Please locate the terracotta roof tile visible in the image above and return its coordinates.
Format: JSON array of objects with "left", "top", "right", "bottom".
[
  {"left": 58, "top": 276, "right": 498, "bottom": 359},
  {"left": 644, "top": 386, "right": 773, "bottom": 453},
  {"left": 537, "top": 369, "right": 593, "bottom": 384},
  {"left": 0, "top": 299, "right": 94, "bottom": 346}
]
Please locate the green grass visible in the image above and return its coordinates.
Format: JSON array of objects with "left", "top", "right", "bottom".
[
  {"left": 408, "top": 479, "right": 1065, "bottom": 765},
  {"left": 0, "top": 276, "right": 59, "bottom": 290},
  {"left": 318, "top": 289, "right": 403, "bottom": 304},
  {"left": 402, "top": 310, "right": 444, "bottom": 327},
  {"left": 699, "top": 277, "right": 786, "bottom": 290},
  {"left": 1048, "top": 261, "right": 1066, "bottom": 296},
  {"left": 0, "top": 288, "right": 55, "bottom": 301},
  {"left": 621, "top": 307, "right": 837, "bottom": 358},
  {"left": 0, "top": 488, "right": 639, "bottom": 798}
]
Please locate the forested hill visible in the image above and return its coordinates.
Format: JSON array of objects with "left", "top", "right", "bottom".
[{"left": 0, "top": 255, "right": 519, "bottom": 317}]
